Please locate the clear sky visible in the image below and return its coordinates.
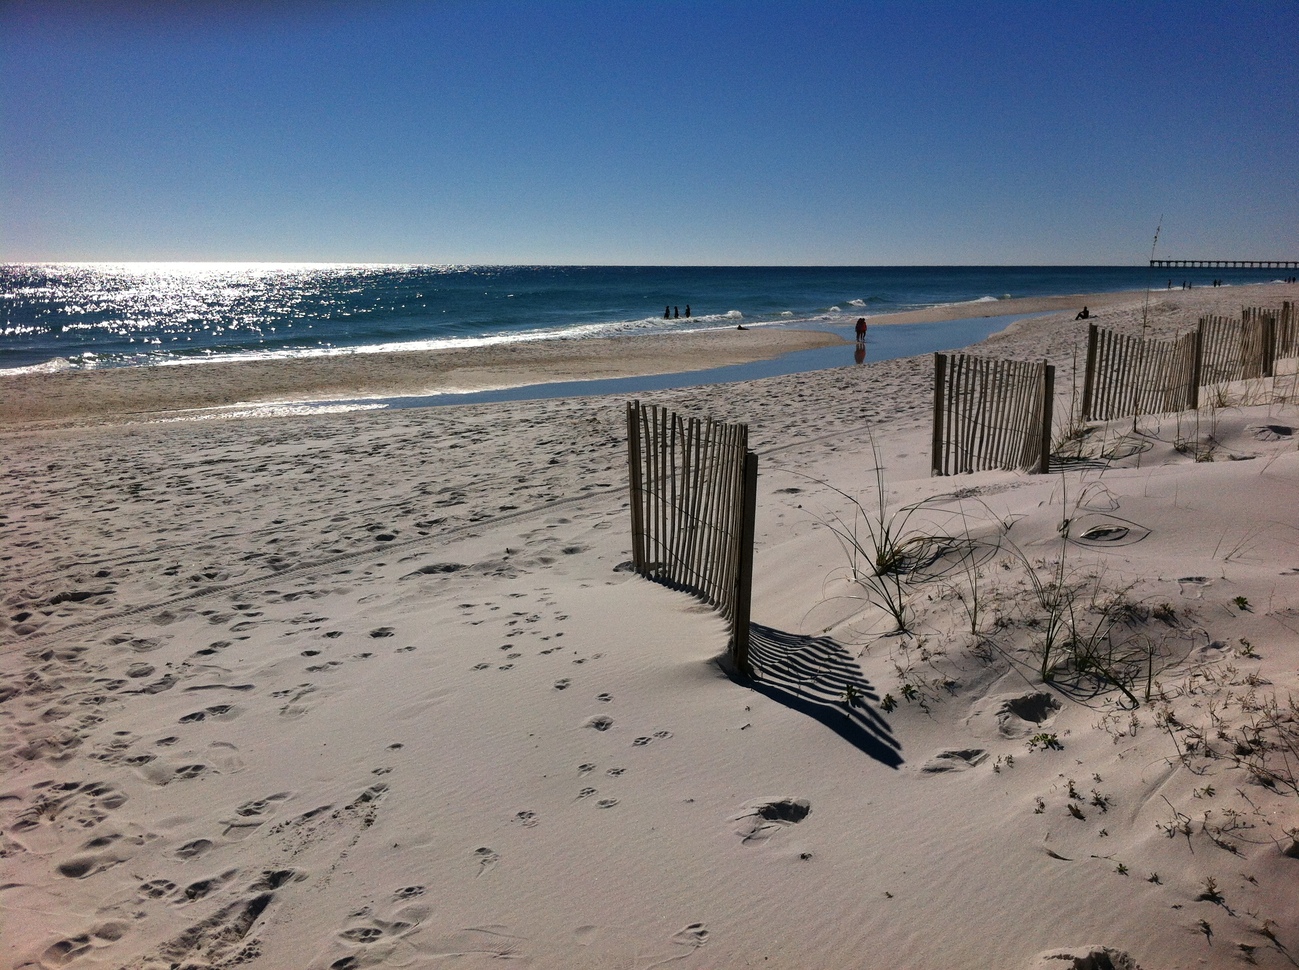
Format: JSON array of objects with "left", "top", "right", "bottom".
[{"left": 2, "top": 0, "right": 1296, "bottom": 265}]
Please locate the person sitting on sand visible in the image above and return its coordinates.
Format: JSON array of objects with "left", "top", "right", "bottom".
[{"left": 1075, "top": 306, "right": 1090, "bottom": 320}]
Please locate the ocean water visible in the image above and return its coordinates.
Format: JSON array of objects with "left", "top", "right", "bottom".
[{"left": 0, "top": 263, "right": 1286, "bottom": 375}]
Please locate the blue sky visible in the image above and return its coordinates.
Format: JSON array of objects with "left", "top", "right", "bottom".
[{"left": 2, "top": 1, "right": 1296, "bottom": 265}]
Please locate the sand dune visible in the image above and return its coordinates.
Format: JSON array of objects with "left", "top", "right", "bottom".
[{"left": 2, "top": 283, "right": 1298, "bottom": 969}]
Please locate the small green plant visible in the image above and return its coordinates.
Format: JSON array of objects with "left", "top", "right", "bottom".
[
  {"left": 1114, "top": 862, "right": 1128, "bottom": 875},
  {"left": 811, "top": 442, "right": 961, "bottom": 634},
  {"left": 1234, "top": 595, "right": 1251, "bottom": 611},
  {"left": 880, "top": 693, "right": 897, "bottom": 713},
  {"left": 1147, "top": 872, "right": 1161, "bottom": 884},
  {"left": 900, "top": 682, "right": 919, "bottom": 702},
  {"left": 1033, "top": 797, "right": 1045, "bottom": 814},
  {"left": 1002, "top": 493, "right": 1153, "bottom": 704},
  {"left": 1153, "top": 602, "right": 1177, "bottom": 624},
  {"left": 1228, "top": 691, "right": 1299, "bottom": 795},
  {"left": 1027, "top": 732, "right": 1062, "bottom": 752}
]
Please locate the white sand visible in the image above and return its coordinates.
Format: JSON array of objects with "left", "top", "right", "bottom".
[{"left": 3, "top": 283, "right": 1298, "bottom": 969}]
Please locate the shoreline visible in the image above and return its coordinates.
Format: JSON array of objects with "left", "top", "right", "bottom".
[
  {"left": 0, "top": 327, "right": 844, "bottom": 428},
  {"left": 1, "top": 283, "right": 1294, "bottom": 429}
]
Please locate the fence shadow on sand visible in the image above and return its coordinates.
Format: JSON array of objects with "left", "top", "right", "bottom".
[{"left": 732, "top": 624, "right": 904, "bottom": 769}]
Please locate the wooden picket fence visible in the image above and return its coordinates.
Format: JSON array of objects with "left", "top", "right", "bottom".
[
  {"left": 931, "top": 353, "right": 1054, "bottom": 476},
  {"left": 1083, "top": 302, "right": 1297, "bottom": 420},
  {"left": 1081, "top": 325, "right": 1201, "bottom": 421},
  {"left": 1199, "top": 302, "right": 1297, "bottom": 385},
  {"left": 626, "top": 400, "right": 758, "bottom": 675}
]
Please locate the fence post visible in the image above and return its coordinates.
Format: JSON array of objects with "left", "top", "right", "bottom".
[
  {"left": 731, "top": 451, "right": 759, "bottom": 678},
  {"left": 1037, "top": 363, "right": 1054, "bottom": 474},
  {"left": 626, "top": 401, "right": 646, "bottom": 572},
  {"left": 1081, "top": 323, "right": 1098, "bottom": 421},
  {"left": 931, "top": 353, "right": 947, "bottom": 476},
  {"left": 1263, "top": 312, "right": 1277, "bottom": 378},
  {"left": 1189, "top": 324, "right": 1203, "bottom": 410}
]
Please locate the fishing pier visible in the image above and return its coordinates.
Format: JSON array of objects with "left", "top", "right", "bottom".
[{"left": 1151, "top": 259, "right": 1298, "bottom": 269}]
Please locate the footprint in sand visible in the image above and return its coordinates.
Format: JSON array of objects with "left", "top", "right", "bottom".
[
  {"left": 339, "top": 927, "right": 384, "bottom": 943},
  {"left": 632, "top": 730, "right": 672, "bottom": 747},
  {"left": 596, "top": 798, "right": 619, "bottom": 809},
  {"left": 606, "top": 766, "right": 625, "bottom": 776},
  {"left": 172, "top": 838, "right": 215, "bottom": 860},
  {"left": 473, "top": 847, "right": 500, "bottom": 874},
  {"left": 596, "top": 692, "right": 612, "bottom": 703},
  {"left": 38, "top": 924, "right": 129, "bottom": 967},
  {"left": 56, "top": 851, "right": 124, "bottom": 879},
  {"left": 553, "top": 678, "right": 571, "bottom": 690},
  {"left": 393, "top": 886, "right": 425, "bottom": 900},
  {"left": 514, "top": 811, "right": 538, "bottom": 827},
  {"left": 139, "top": 878, "right": 177, "bottom": 899},
  {"left": 673, "top": 922, "right": 710, "bottom": 948},
  {"left": 584, "top": 715, "right": 614, "bottom": 731},
  {"left": 919, "top": 749, "right": 988, "bottom": 773},
  {"left": 577, "top": 787, "right": 597, "bottom": 799},
  {"left": 180, "top": 869, "right": 238, "bottom": 902},
  {"left": 223, "top": 792, "right": 290, "bottom": 837},
  {"left": 178, "top": 704, "right": 239, "bottom": 724}
]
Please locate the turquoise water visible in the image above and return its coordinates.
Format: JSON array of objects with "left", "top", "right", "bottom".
[{"left": 1, "top": 263, "right": 1285, "bottom": 373}]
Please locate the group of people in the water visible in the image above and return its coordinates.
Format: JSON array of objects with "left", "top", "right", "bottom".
[{"left": 664, "top": 305, "right": 690, "bottom": 318}]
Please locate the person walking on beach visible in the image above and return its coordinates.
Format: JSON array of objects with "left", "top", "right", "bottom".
[{"left": 855, "top": 317, "right": 867, "bottom": 343}]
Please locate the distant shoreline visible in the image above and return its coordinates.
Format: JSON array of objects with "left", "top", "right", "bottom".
[{"left": 2, "top": 283, "right": 1294, "bottom": 429}]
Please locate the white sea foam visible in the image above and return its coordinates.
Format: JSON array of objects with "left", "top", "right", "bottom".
[
  {"left": 0, "top": 357, "right": 75, "bottom": 376},
  {"left": 97, "top": 310, "right": 761, "bottom": 368}
]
